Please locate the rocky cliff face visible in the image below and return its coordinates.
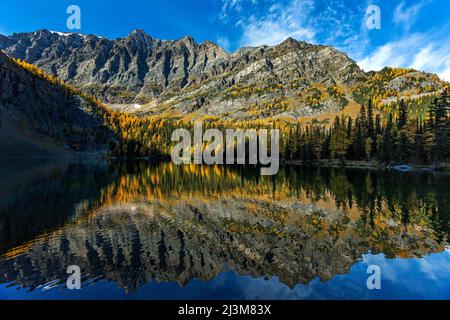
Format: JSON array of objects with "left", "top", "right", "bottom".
[
  {"left": 1, "top": 29, "right": 445, "bottom": 120},
  {"left": 0, "top": 29, "right": 371, "bottom": 118},
  {"left": 0, "top": 52, "right": 115, "bottom": 157}
]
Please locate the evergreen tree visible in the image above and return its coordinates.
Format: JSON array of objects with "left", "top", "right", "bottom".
[
  {"left": 380, "top": 115, "right": 395, "bottom": 164},
  {"left": 353, "top": 120, "right": 365, "bottom": 160},
  {"left": 413, "top": 120, "right": 426, "bottom": 163},
  {"left": 365, "top": 137, "right": 373, "bottom": 161},
  {"left": 397, "top": 99, "right": 408, "bottom": 130},
  {"left": 397, "top": 130, "right": 412, "bottom": 162},
  {"left": 367, "top": 100, "right": 375, "bottom": 139},
  {"left": 375, "top": 114, "right": 382, "bottom": 136},
  {"left": 330, "top": 116, "right": 351, "bottom": 162},
  {"left": 426, "top": 90, "right": 450, "bottom": 163}
]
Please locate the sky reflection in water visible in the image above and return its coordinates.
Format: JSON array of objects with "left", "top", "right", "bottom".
[{"left": 0, "top": 160, "right": 449, "bottom": 300}]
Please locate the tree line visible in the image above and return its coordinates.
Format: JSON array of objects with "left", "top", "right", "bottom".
[{"left": 283, "top": 90, "right": 450, "bottom": 165}]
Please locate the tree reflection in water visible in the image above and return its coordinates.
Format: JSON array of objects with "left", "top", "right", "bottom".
[{"left": 0, "top": 160, "right": 449, "bottom": 293}]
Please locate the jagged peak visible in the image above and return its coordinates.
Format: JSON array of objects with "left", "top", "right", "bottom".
[
  {"left": 198, "top": 40, "right": 227, "bottom": 57},
  {"left": 128, "top": 29, "right": 153, "bottom": 40},
  {"left": 130, "top": 29, "right": 148, "bottom": 36},
  {"left": 200, "top": 40, "right": 225, "bottom": 51},
  {"left": 282, "top": 37, "right": 297, "bottom": 44},
  {"left": 131, "top": 29, "right": 146, "bottom": 34},
  {"left": 36, "top": 29, "right": 52, "bottom": 35},
  {"left": 178, "top": 35, "right": 196, "bottom": 46},
  {"left": 124, "top": 29, "right": 155, "bottom": 49},
  {"left": 277, "top": 37, "right": 308, "bottom": 49}
]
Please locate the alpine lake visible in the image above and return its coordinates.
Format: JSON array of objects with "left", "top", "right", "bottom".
[{"left": 0, "top": 160, "right": 449, "bottom": 300}]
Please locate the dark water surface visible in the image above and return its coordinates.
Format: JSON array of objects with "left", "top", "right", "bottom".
[{"left": 0, "top": 160, "right": 449, "bottom": 300}]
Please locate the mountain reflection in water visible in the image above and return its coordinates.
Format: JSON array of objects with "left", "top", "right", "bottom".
[{"left": 0, "top": 160, "right": 449, "bottom": 299}]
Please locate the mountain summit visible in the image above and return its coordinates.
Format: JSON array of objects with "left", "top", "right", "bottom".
[{"left": 0, "top": 29, "right": 445, "bottom": 120}]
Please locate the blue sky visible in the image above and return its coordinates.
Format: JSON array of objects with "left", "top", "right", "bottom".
[{"left": 0, "top": 0, "right": 449, "bottom": 80}]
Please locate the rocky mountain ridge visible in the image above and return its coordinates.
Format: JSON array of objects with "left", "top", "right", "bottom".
[
  {"left": 0, "top": 29, "right": 446, "bottom": 120},
  {"left": 0, "top": 51, "right": 115, "bottom": 157}
]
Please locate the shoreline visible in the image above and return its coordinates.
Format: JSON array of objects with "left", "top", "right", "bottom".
[
  {"left": 2, "top": 155, "right": 450, "bottom": 173},
  {"left": 284, "top": 160, "right": 450, "bottom": 172}
]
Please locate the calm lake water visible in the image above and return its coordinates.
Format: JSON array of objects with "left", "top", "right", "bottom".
[{"left": 0, "top": 160, "right": 449, "bottom": 300}]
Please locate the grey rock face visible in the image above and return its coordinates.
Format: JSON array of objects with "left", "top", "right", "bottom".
[
  {"left": 0, "top": 52, "right": 114, "bottom": 157},
  {"left": 1, "top": 30, "right": 368, "bottom": 117},
  {"left": 2, "top": 29, "right": 445, "bottom": 120}
]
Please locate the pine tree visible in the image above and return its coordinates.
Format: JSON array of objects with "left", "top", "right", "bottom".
[
  {"left": 346, "top": 117, "right": 354, "bottom": 159},
  {"left": 375, "top": 114, "right": 382, "bottom": 135},
  {"left": 380, "top": 115, "right": 395, "bottom": 164},
  {"left": 397, "top": 130, "right": 412, "bottom": 162},
  {"left": 295, "top": 124, "right": 302, "bottom": 159},
  {"left": 397, "top": 99, "right": 408, "bottom": 130},
  {"left": 358, "top": 105, "right": 367, "bottom": 136},
  {"left": 365, "top": 137, "right": 373, "bottom": 161},
  {"left": 413, "top": 119, "right": 425, "bottom": 163},
  {"left": 330, "top": 116, "right": 351, "bottom": 162},
  {"left": 367, "top": 100, "right": 375, "bottom": 139},
  {"left": 311, "top": 126, "right": 323, "bottom": 161},
  {"left": 285, "top": 127, "right": 294, "bottom": 160},
  {"left": 426, "top": 90, "right": 450, "bottom": 164},
  {"left": 353, "top": 120, "right": 365, "bottom": 160}
]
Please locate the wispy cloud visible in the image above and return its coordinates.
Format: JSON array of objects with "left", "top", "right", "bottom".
[
  {"left": 239, "top": 0, "right": 316, "bottom": 47},
  {"left": 216, "top": 0, "right": 450, "bottom": 81},
  {"left": 356, "top": 0, "right": 450, "bottom": 81},
  {"left": 358, "top": 34, "right": 426, "bottom": 71},
  {"left": 219, "top": 0, "right": 317, "bottom": 47},
  {"left": 219, "top": 0, "right": 256, "bottom": 22},
  {"left": 393, "top": 0, "right": 431, "bottom": 32},
  {"left": 218, "top": 0, "right": 365, "bottom": 48},
  {"left": 357, "top": 30, "right": 450, "bottom": 81}
]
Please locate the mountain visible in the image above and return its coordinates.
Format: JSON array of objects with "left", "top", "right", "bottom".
[
  {"left": 0, "top": 51, "right": 115, "bottom": 157},
  {"left": 2, "top": 29, "right": 444, "bottom": 120}
]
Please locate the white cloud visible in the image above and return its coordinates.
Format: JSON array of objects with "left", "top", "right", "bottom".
[
  {"left": 410, "top": 45, "right": 434, "bottom": 70},
  {"left": 216, "top": 0, "right": 450, "bottom": 82},
  {"left": 237, "top": 0, "right": 316, "bottom": 47},
  {"left": 220, "top": 0, "right": 256, "bottom": 22},
  {"left": 357, "top": 34, "right": 424, "bottom": 71},
  {"left": 218, "top": 0, "right": 365, "bottom": 50},
  {"left": 240, "top": 18, "right": 315, "bottom": 47},
  {"left": 440, "top": 67, "right": 450, "bottom": 82},
  {"left": 357, "top": 31, "right": 450, "bottom": 82},
  {"left": 393, "top": 0, "right": 431, "bottom": 31}
]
